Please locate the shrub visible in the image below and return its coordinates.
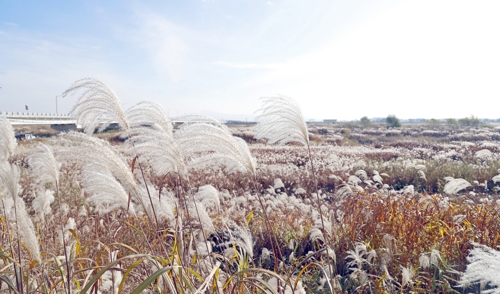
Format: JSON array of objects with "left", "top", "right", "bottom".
[
  {"left": 446, "top": 118, "right": 459, "bottom": 128},
  {"left": 386, "top": 115, "right": 402, "bottom": 128},
  {"left": 360, "top": 116, "right": 371, "bottom": 126},
  {"left": 459, "top": 115, "right": 481, "bottom": 127}
]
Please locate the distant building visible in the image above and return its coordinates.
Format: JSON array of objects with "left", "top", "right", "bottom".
[{"left": 323, "top": 119, "right": 337, "bottom": 123}]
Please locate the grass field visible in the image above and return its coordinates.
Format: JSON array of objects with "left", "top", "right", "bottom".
[{"left": 1, "top": 80, "right": 499, "bottom": 293}]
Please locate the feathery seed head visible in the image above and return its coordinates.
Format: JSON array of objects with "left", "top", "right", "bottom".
[
  {"left": 27, "top": 143, "right": 60, "bottom": 189},
  {"left": 0, "top": 161, "right": 20, "bottom": 200},
  {"left": 130, "top": 127, "right": 188, "bottom": 179},
  {"left": 0, "top": 116, "right": 16, "bottom": 160},
  {"left": 177, "top": 123, "right": 257, "bottom": 175},
  {"left": 126, "top": 100, "right": 173, "bottom": 134},
  {"left": 32, "top": 189, "right": 55, "bottom": 223},
  {"left": 254, "top": 95, "right": 309, "bottom": 146},
  {"left": 63, "top": 78, "right": 129, "bottom": 134},
  {"left": 419, "top": 254, "right": 430, "bottom": 269},
  {"left": 443, "top": 178, "right": 471, "bottom": 195},
  {"left": 194, "top": 185, "right": 220, "bottom": 212},
  {"left": 401, "top": 265, "right": 414, "bottom": 288},
  {"left": 430, "top": 249, "right": 441, "bottom": 267},
  {"left": 459, "top": 242, "right": 500, "bottom": 291}
]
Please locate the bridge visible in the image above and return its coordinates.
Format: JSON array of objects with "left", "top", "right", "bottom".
[
  {"left": 0, "top": 111, "right": 225, "bottom": 131},
  {"left": 1, "top": 111, "right": 76, "bottom": 125},
  {"left": 1, "top": 111, "right": 79, "bottom": 132}
]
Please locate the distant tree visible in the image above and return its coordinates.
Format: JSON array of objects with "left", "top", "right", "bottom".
[
  {"left": 360, "top": 116, "right": 371, "bottom": 126},
  {"left": 446, "top": 118, "right": 458, "bottom": 128},
  {"left": 459, "top": 115, "right": 480, "bottom": 127},
  {"left": 427, "top": 118, "right": 441, "bottom": 126},
  {"left": 386, "top": 115, "right": 401, "bottom": 128}
]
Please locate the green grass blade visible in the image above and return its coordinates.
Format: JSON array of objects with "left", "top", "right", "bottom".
[{"left": 130, "top": 266, "right": 174, "bottom": 294}]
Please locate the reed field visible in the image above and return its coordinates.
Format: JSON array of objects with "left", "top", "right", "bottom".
[{"left": 2, "top": 78, "right": 500, "bottom": 293}]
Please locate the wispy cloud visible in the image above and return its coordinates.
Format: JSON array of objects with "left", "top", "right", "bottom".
[
  {"left": 130, "top": 10, "right": 194, "bottom": 83},
  {"left": 5, "top": 22, "right": 19, "bottom": 27}
]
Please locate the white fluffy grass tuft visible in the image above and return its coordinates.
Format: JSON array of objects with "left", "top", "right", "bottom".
[
  {"left": 443, "top": 178, "right": 471, "bottom": 195},
  {"left": 194, "top": 185, "right": 220, "bottom": 212},
  {"left": 0, "top": 116, "right": 16, "bottom": 160},
  {"left": 27, "top": 143, "right": 60, "bottom": 189},
  {"left": 126, "top": 100, "right": 173, "bottom": 134},
  {"left": 254, "top": 95, "right": 309, "bottom": 146},
  {"left": 57, "top": 132, "right": 153, "bottom": 219},
  {"left": 63, "top": 78, "right": 129, "bottom": 134},
  {"left": 32, "top": 189, "right": 55, "bottom": 223},
  {"left": 459, "top": 242, "right": 500, "bottom": 293},
  {"left": 0, "top": 162, "right": 41, "bottom": 261},
  {"left": 129, "top": 127, "right": 188, "bottom": 179},
  {"left": 176, "top": 123, "right": 257, "bottom": 175}
]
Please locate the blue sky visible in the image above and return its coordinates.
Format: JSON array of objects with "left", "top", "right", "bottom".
[{"left": 1, "top": 0, "right": 500, "bottom": 120}]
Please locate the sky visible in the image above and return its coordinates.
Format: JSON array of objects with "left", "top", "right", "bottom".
[{"left": 1, "top": 0, "right": 500, "bottom": 121}]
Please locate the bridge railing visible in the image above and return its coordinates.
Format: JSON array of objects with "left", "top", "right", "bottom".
[
  {"left": 0, "top": 111, "right": 72, "bottom": 118},
  {"left": 1, "top": 111, "right": 77, "bottom": 126}
]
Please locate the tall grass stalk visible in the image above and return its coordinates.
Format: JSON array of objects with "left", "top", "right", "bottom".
[
  {"left": 2, "top": 199, "right": 21, "bottom": 293},
  {"left": 254, "top": 96, "right": 326, "bottom": 234}
]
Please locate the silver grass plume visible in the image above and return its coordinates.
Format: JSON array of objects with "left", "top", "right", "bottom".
[
  {"left": 254, "top": 95, "right": 309, "bottom": 146},
  {"left": 443, "top": 178, "right": 471, "bottom": 195},
  {"left": 0, "top": 116, "right": 16, "bottom": 160},
  {"left": 63, "top": 78, "right": 129, "bottom": 134},
  {"left": 459, "top": 242, "right": 500, "bottom": 293},
  {"left": 194, "top": 185, "right": 220, "bottom": 212},
  {"left": 401, "top": 265, "right": 414, "bottom": 288},
  {"left": 254, "top": 95, "right": 326, "bottom": 232},
  {"left": 125, "top": 100, "right": 173, "bottom": 134},
  {"left": 27, "top": 143, "right": 60, "bottom": 189},
  {"left": 125, "top": 101, "right": 189, "bottom": 179},
  {"left": 0, "top": 161, "right": 19, "bottom": 201},
  {"left": 176, "top": 123, "right": 257, "bottom": 175},
  {"left": 187, "top": 199, "right": 215, "bottom": 234},
  {"left": 57, "top": 132, "right": 148, "bottom": 216},
  {"left": 222, "top": 219, "right": 254, "bottom": 258},
  {"left": 129, "top": 127, "right": 188, "bottom": 179},
  {"left": 0, "top": 161, "right": 41, "bottom": 261},
  {"left": 83, "top": 169, "right": 136, "bottom": 215},
  {"left": 32, "top": 190, "right": 55, "bottom": 223},
  {"left": 136, "top": 184, "right": 175, "bottom": 223}
]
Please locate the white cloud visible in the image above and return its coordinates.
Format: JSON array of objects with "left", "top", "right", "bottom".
[{"left": 131, "top": 11, "right": 194, "bottom": 83}]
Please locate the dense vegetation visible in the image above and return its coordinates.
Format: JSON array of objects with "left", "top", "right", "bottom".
[{"left": 1, "top": 79, "right": 499, "bottom": 293}]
